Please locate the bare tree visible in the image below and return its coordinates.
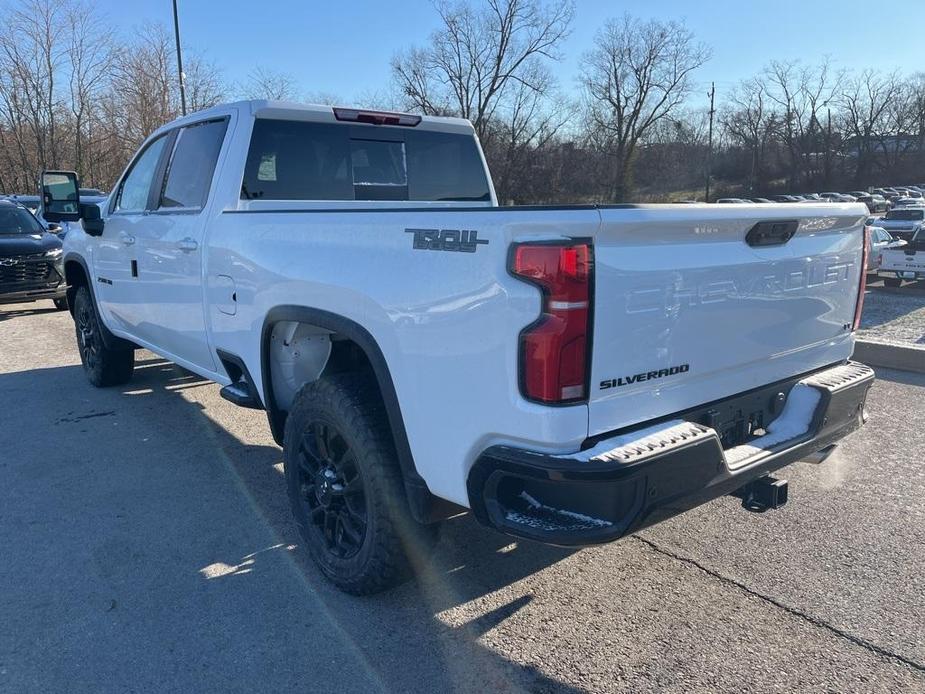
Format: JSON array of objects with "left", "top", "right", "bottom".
[
  {"left": 65, "top": 1, "right": 114, "bottom": 184},
  {"left": 763, "top": 59, "right": 843, "bottom": 188},
  {"left": 239, "top": 65, "right": 298, "bottom": 101},
  {"left": 0, "top": 0, "right": 69, "bottom": 186},
  {"left": 839, "top": 70, "right": 898, "bottom": 185},
  {"left": 580, "top": 14, "right": 710, "bottom": 201},
  {"left": 391, "top": 0, "right": 574, "bottom": 141},
  {"left": 722, "top": 77, "right": 778, "bottom": 193}
]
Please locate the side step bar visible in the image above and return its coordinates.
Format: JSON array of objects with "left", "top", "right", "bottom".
[
  {"left": 219, "top": 382, "right": 262, "bottom": 409},
  {"left": 216, "top": 349, "right": 264, "bottom": 410}
]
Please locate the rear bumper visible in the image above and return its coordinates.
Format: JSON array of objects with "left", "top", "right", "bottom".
[{"left": 467, "top": 361, "right": 874, "bottom": 546}]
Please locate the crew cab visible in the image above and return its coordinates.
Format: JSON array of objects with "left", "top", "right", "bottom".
[{"left": 46, "top": 101, "right": 874, "bottom": 594}]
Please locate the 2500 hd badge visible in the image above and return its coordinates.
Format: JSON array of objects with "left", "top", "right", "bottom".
[{"left": 600, "top": 363, "right": 690, "bottom": 390}]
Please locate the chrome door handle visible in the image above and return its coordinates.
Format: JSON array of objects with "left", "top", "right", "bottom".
[
  {"left": 119, "top": 231, "right": 135, "bottom": 245},
  {"left": 177, "top": 237, "right": 199, "bottom": 252}
]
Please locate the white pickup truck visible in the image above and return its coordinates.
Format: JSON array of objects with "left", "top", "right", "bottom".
[
  {"left": 879, "top": 229, "right": 925, "bottom": 286},
  {"left": 44, "top": 100, "right": 874, "bottom": 594}
]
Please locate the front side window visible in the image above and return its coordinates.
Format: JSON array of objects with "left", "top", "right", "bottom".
[
  {"left": 159, "top": 119, "right": 228, "bottom": 210},
  {"left": 115, "top": 135, "right": 168, "bottom": 213},
  {"left": 241, "top": 118, "right": 491, "bottom": 202}
]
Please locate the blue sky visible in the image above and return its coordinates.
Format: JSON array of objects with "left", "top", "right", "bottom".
[{"left": 98, "top": 0, "right": 923, "bottom": 105}]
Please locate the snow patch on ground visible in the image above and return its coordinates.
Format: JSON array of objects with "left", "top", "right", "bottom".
[{"left": 858, "top": 289, "right": 925, "bottom": 347}]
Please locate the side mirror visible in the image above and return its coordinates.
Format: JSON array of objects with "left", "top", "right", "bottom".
[
  {"left": 80, "top": 202, "right": 104, "bottom": 236},
  {"left": 40, "top": 170, "right": 81, "bottom": 222},
  {"left": 46, "top": 222, "right": 63, "bottom": 234}
]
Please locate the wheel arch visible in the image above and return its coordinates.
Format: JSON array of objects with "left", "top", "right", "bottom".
[
  {"left": 260, "top": 306, "right": 458, "bottom": 523},
  {"left": 63, "top": 253, "right": 135, "bottom": 351},
  {"left": 63, "top": 253, "right": 91, "bottom": 314}
]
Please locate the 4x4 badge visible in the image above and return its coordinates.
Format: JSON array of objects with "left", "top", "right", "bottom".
[{"left": 405, "top": 228, "right": 488, "bottom": 253}]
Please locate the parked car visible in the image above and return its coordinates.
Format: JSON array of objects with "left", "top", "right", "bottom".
[
  {"left": 716, "top": 198, "right": 752, "bottom": 203},
  {"left": 48, "top": 100, "right": 874, "bottom": 594},
  {"left": 877, "top": 207, "right": 925, "bottom": 242},
  {"left": 769, "top": 194, "right": 801, "bottom": 202},
  {"left": 801, "top": 193, "right": 823, "bottom": 201},
  {"left": 750, "top": 197, "right": 774, "bottom": 203},
  {"left": 0, "top": 198, "right": 67, "bottom": 310},
  {"left": 867, "top": 226, "right": 906, "bottom": 271},
  {"left": 855, "top": 194, "right": 889, "bottom": 213},
  {"left": 891, "top": 197, "right": 923, "bottom": 208},
  {"left": 820, "top": 192, "right": 856, "bottom": 202}
]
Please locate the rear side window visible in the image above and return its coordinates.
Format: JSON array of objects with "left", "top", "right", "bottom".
[
  {"left": 241, "top": 119, "right": 491, "bottom": 202},
  {"left": 159, "top": 119, "right": 228, "bottom": 210}
]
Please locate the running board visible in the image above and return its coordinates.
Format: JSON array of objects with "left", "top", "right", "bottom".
[
  {"left": 219, "top": 382, "right": 262, "bottom": 409},
  {"left": 216, "top": 349, "right": 264, "bottom": 410}
]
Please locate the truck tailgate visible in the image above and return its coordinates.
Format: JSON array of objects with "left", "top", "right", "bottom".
[
  {"left": 880, "top": 246, "right": 925, "bottom": 274},
  {"left": 588, "top": 204, "right": 866, "bottom": 437}
]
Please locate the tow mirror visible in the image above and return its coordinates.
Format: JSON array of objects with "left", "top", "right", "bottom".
[
  {"left": 80, "top": 202, "right": 104, "bottom": 236},
  {"left": 40, "top": 170, "right": 80, "bottom": 223}
]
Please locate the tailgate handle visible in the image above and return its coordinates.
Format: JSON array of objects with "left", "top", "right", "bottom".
[{"left": 746, "top": 220, "right": 798, "bottom": 247}]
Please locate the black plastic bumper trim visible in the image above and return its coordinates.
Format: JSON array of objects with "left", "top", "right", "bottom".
[{"left": 467, "top": 361, "right": 874, "bottom": 546}]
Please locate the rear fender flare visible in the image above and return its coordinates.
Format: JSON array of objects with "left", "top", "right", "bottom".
[{"left": 260, "top": 306, "right": 425, "bottom": 493}]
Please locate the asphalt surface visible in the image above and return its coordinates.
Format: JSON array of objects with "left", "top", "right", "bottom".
[{"left": 1, "top": 301, "right": 924, "bottom": 694}]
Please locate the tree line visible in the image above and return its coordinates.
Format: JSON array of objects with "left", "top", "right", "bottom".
[{"left": 1, "top": 0, "right": 923, "bottom": 203}]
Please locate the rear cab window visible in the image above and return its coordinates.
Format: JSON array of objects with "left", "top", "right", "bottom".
[{"left": 241, "top": 119, "right": 491, "bottom": 203}]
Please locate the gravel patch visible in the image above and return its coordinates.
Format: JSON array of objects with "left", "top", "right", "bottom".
[{"left": 858, "top": 290, "right": 925, "bottom": 347}]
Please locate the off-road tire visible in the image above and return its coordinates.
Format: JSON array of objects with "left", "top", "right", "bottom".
[
  {"left": 72, "top": 285, "right": 134, "bottom": 387},
  {"left": 284, "top": 373, "right": 438, "bottom": 595}
]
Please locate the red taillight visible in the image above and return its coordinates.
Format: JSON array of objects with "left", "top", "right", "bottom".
[
  {"left": 853, "top": 226, "right": 870, "bottom": 331},
  {"left": 510, "top": 242, "right": 592, "bottom": 403}
]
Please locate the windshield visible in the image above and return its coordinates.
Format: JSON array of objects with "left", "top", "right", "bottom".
[
  {"left": 884, "top": 209, "right": 924, "bottom": 221},
  {"left": 0, "top": 205, "right": 44, "bottom": 234}
]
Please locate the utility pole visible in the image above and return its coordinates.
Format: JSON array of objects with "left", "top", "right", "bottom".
[
  {"left": 825, "top": 107, "right": 832, "bottom": 188},
  {"left": 705, "top": 82, "right": 715, "bottom": 203},
  {"left": 172, "top": 0, "right": 187, "bottom": 116}
]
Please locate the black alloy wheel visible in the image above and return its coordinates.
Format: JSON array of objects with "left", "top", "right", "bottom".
[{"left": 295, "top": 420, "right": 367, "bottom": 559}]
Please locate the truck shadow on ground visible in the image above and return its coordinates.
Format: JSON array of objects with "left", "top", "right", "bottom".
[
  {"left": 0, "top": 303, "right": 61, "bottom": 322},
  {"left": 3, "top": 351, "right": 586, "bottom": 693}
]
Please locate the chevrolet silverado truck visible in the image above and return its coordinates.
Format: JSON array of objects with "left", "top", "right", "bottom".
[{"left": 44, "top": 100, "right": 874, "bottom": 594}]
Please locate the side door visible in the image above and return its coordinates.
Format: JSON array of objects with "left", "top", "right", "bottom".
[
  {"left": 132, "top": 117, "right": 229, "bottom": 373},
  {"left": 94, "top": 133, "right": 171, "bottom": 335}
]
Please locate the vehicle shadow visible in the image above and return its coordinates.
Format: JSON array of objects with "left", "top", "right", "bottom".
[
  {"left": 1, "top": 354, "right": 584, "bottom": 693},
  {"left": 0, "top": 303, "right": 61, "bottom": 322}
]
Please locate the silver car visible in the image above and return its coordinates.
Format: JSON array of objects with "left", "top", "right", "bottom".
[{"left": 868, "top": 226, "right": 907, "bottom": 271}]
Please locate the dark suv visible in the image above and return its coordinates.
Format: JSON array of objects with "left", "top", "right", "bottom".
[{"left": 0, "top": 199, "right": 67, "bottom": 310}]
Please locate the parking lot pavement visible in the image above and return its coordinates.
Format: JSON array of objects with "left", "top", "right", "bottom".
[{"left": 2, "top": 302, "right": 924, "bottom": 694}]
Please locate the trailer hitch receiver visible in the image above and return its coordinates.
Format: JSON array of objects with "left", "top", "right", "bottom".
[{"left": 733, "top": 475, "right": 789, "bottom": 512}]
